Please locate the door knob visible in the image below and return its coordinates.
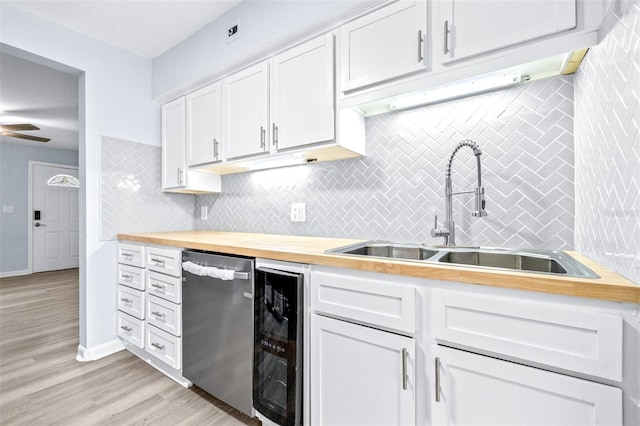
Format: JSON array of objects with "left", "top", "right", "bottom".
[{"left": 35, "top": 223, "right": 45, "bottom": 227}]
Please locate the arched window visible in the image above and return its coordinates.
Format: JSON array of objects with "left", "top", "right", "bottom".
[{"left": 47, "top": 174, "right": 79, "bottom": 188}]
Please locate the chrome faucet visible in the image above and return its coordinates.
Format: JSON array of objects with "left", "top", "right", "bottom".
[{"left": 431, "top": 140, "right": 487, "bottom": 246}]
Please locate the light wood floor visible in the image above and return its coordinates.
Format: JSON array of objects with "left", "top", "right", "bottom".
[{"left": 0, "top": 269, "right": 260, "bottom": 425}]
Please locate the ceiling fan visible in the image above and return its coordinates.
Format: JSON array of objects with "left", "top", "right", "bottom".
[{"left": 0, "top": 124, "right": 51, "bottom": 142}]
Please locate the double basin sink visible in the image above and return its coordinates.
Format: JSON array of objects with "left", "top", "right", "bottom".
[{"left": 326, "top": 241, "right": 599, "bottom": 279}]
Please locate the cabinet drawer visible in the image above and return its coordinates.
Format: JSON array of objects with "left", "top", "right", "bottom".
[
  {"left": 146, "top": 246, "right": 182, "bottom": 277},
  {"left": 117, "top": 264, "right": 145, "bottom": 290},
  {"left": 146, "top": 324, "right": 181, "bottom": 370},
  {"left": 118, "top": 242, "right": 145, "bottom": 267},
  {"left": 117, "top": 311, "right": 145, "bottom": 348},
  {"left": 311, "top": 267, "right": 416, "bottom": 334},
  {"left": 146, "top": 294, "right": 181, "bottom": 337},
  {"left": 146, "top": 270, "right": 182, "bottom": 304},
  {"left": 431, "top": 289, "right": 623, "bottom": 381},
  {"left": 117, "top": 285, "right": 145, "bottom": 320}
]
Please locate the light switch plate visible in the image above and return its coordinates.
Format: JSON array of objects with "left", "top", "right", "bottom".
[
  {"left": 2, "top": 205, "right": 14, "bottom": 214},
  {"left": 291, "top": 203, "right": 306, "bottom": 222}
]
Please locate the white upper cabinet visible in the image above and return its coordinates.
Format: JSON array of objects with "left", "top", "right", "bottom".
[
  {"left": 432, "top": 345, "right": 622, "bottom": 426},
  {"left": 270, "top": 33, "right": 335, "bottom": 151},
  {"left": 439, "top": 0, "right": 577, "bottom": 63},
  {"left": 162, "top": 96, "right": 221, "bottom": 193},
  {"left": 186, "top": 82, "right": 222, "bottom": 166},
  {"left": 161, "top": 97, "right": 186, "bottom": 189},
  {"left": 340, "top": 0, "right": 427, "bottom": 92},
  {"left": 223, "top": 62, "right": 270, "bottom": 160}
]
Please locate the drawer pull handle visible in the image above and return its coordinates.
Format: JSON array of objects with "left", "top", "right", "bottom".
[
  {"left": 151, "top": 283, "right": 165, "bottom": 292},
  {"left": 402, "top": 348, "right": 408, "bottom": 390},
  {"left": 122, "top": 253, "right": 134, "bottom": 258},
  {"left": 120, "top": 298, "right": 132, "bottom": 304},
  {"left": 120, "top": 325, "right": 132, "bottom": 332},
  {"left": 151, "top": 311, "right": 166, "bottom": 319},
  {"left": 121, "top": 274, "right": 133, "bottom": 280},
  {"left": 151, "top": 258, "right": 165, "bottom": 265},
  {"left": 151, "top": 342, "right": 165, "bottom": 351},
  {"left": 435, "top": 357, "right": 442, "bottom": 402}
]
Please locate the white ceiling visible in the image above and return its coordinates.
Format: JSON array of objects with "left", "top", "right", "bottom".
[
  {"left": 6, "top": 0, "right": 244, "bottom": 59},
  {"left": 0, "top": 52, "right": 80, "bottom": 150},
  {"left": 1, "top": 1, "right": 244, "bottom": 151}
]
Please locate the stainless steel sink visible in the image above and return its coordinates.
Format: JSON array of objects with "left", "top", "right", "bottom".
[
  {"left": 326, "top": 241, "right": 439, "bottom": 261},
  {"left": 326, "top": 242, "right": 599, "bottom": 279},
  {"left": 432, "top": 248, "right": 599, "bottom": 278},
  {"left": 436, "top": 250, "right": 566, "bottom": 274}
]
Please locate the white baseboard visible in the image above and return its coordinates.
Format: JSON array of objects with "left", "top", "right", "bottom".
[
  {"left": 0, "top": 269, "right": 31, "bottom": 278},
  {"left": 76, "top": 339, "right": 124, "bottom": 362}
]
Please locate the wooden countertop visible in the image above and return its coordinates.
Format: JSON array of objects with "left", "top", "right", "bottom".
[{"left": 118, "top": 231, "right": 640, "bottom": 304}]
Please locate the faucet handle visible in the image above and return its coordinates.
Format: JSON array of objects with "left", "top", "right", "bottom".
[{"left": 431, "top": 215, "right": 450, "bottom": 238}]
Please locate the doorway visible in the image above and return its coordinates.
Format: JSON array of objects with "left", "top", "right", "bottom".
[{"left": 30, "top": 162, "right": 79, "bottom": 273}]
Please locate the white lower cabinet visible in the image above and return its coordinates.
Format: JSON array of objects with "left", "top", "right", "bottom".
[
  {"left": 431, "top": 345, "right": 622, "bottom": 426},
  {"left": 117, "top": 311, "right": 145, "bottom": 348},
  {"left": 146, "top": 323, "right": 182, "bottom": 370},
  {"left": 310, "top": 314, "right": 416, "bottom": 425}
]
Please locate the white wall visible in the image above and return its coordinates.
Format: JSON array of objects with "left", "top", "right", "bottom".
[
  {"left": 152, "top": 0, "right": 377, "bottom": 100},
  {"left": 0, "top": 3, "right": 160, "bottom": 353},
  {"left": 574, "top": 0, "right": 639, "bottom": 284}
]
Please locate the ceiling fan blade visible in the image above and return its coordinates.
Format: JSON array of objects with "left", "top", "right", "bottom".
[
  {"left": 0, "top": 130, "right": 50, "bottom": 142},
  {"left": 0, "top": 124, "right": 39, "bottom": 131}
]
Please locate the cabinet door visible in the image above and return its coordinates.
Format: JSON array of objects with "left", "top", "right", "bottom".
[
  {"left": 223, "top": 62, "right": 269, "bottom": 160},
  {"left": 161, "top": 97, "right": 186, "bottom": 189},
  {"left": 311, "top": 314, "right": 415, "bottom": 425},
  {"left": 340, "top": 0, "right": 427, "bottom": 92},
  {"left": 432, "top": 345, "right": 622, "bottom": 426},
  {"left": 440, "top": 0, "right": 577, "bottom": 63},
  {"left": 186, "top": 82, "right": 222, "bottom": 166},
  {"left": 271, "top": 33, "right": 334, "bottom": 151}
]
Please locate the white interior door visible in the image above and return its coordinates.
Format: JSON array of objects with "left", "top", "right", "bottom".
[{"left": 32, "top": 163, "right": 79, "bottom": 273}]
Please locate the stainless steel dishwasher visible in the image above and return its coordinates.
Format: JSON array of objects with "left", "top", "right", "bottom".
[{"left": 182, "top": 250, "right": 254, "bottom": 416}]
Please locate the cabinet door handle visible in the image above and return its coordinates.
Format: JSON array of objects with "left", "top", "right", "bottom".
[
  {"left": 272, "top": 123, "right": 278, "bottom": 147},
  {"left": 151, "top": 311, "right": 166, "bottom": 319},
  {"left": 151, "top": 283, "right": 165, "bottom": 291},
  {"left": 177, "top": 168, "right": 184, "bottom": 185},
  {"left": 402, "top": 348, "right": 408, "bottom": 390},
  {"left": 435, "top": 357, "right": 442, "bottom": 402},
  {"left": 151, "top": 342, "right": 165, "bottom": 351},
  {"left": 213, "top": 138, "right": 219, "bottom": 159},
  {"left": 417, "top": 30, "right": 423, "bottom": 62},
  {"left": 120, "top": 325, "right": 132, "bottom": 332},
  {"left": 443, "top": 21, "right": 450, "bottom": 54},
  {"left": 260, "top": 126, "right": 267, "bottom": 149}
]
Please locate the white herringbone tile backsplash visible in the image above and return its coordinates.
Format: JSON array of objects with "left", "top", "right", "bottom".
[
  {"left": 574, "top": 0, "right": 640, "bottom": 284},
  {"left": 196, "top": 76, "right": 576, "bottom": 250},
  {"left": 100, "top": 136, "right": 195, "bottom": 240}
]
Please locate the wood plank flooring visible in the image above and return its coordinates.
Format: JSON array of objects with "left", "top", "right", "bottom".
[{"left": 0, "top": 269, "right": 259, "bottom": 425}]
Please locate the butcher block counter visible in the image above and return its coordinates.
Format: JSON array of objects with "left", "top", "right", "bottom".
[{"left": 118, "top": 231, "right": 640, "bottom": 304}]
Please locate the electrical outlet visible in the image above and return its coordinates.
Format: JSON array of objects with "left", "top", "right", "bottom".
[
  {"left": 227, "top": 19, "right": 240, "bottom": 43},
  {"left": 201, "top": 206, "right": 208, "bottom": 220},
  {"left": 2, "top": 205, "right": 15, "bottom": 214},
  {"left": 290, "top": 203, "right": 306, "bottom": 222}
]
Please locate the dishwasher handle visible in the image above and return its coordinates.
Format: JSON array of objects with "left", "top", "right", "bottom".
[{"left": 182, "top": 260, "right": 251, "bottom": 280}]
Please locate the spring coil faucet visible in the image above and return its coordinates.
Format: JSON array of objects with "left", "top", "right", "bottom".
[{"left": 432, "top": 140, "right": 487, "bottom": 246}]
